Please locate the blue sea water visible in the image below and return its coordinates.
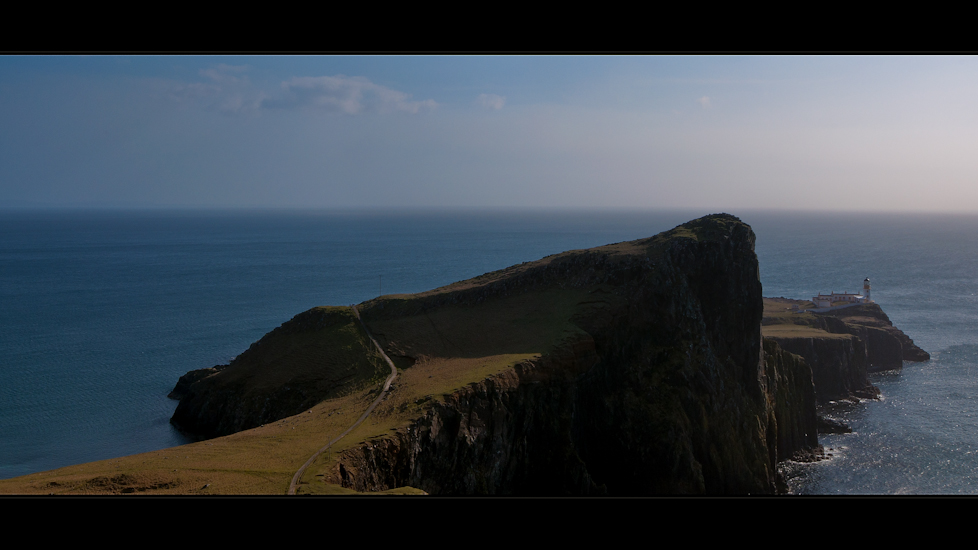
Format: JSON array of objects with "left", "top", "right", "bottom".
[
  {"left": 1, "top": 208, "right": 976, "bottom": 493},
  {"left": 750, "top": 211, "right": 978, "bottom": 494}
]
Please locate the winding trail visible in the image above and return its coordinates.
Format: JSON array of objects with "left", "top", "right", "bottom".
[{"left": 287, "top": 304, "right": 398, "bottom": 495}]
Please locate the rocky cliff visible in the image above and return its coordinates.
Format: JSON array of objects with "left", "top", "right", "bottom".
[
  {"left": 326, "top": 334, "right": 819, "bottom": 495},
  {"left": 766, "top": 332, "right": 880, "bottom": 403},
  {"left": 762, "top": 299, "right": 928, "bottom": 404},
  {"left": 817, "top": 303, "right": 930, "bottom": 365},
  {"left": 170, "top": 214, "right": 822, "bottom": 494},
  {"left": 761, "top": 338, "right": 820, "bottom": 463}
]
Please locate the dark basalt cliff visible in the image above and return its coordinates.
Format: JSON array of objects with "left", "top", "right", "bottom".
[
  {"left": 767, "top": 333, "right": 880, "bottom": 403},
  {"left": 327, "top": 335, "right": 819, "bottom": 495},
  {"left": 818, "top": 303, "right": 930, "bottom": 365},
  {"left": 763, "top": 302, "right": 928, "bottom": 404},
  {"left": 170, "top": 214, "right": 823, "bottom": 494},
  {"left": 761, "top": 338, "right": 820, "bottom": 463}
]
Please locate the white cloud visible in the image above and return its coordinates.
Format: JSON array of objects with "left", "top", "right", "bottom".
[
  {"left": 476, "top": 93, "right": 506, "bottom": 110},
  {"left": 697, "top": 96, "right": 711, "bottom": 109},
  {"left": 199, "top": 64, "right": 250, "bottom": 85},
  {"left": 264, "top": 75, "right": 437, "bottom": 114},
  {"left": 164, "top": 69, "right": 435, "bottom": 117},
  {"left": 164, "top": 64, "right": 262, "bottom": 114}
]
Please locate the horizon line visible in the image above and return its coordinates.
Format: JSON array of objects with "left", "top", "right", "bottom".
[{"left": 5, "top": 205, "right": 978, "bottom": 216}]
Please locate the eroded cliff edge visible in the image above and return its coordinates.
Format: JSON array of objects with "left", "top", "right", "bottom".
[
  {"left": 170, "top": 214, "right": 822, "bottom": 494},
  {"left": 762, "top": 298, "right": 929, "bottom": 404},
  {"left": 328, "top": 334, "right": 818, "bottom": 495}
]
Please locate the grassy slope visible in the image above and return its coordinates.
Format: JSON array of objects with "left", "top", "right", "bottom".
[
  {"left": 169, "top": 305, "right": 391, "bottom": 436},
  {"left": 761, "top": 298, "right": 851, "bottom": 339},
  {"left": 0, "top": 284, "right": 594, "bottom": 496},
  {"left": 209, "top": 306, "right": 385, "bottom": 395},
  {"left": 292, "top": 287, "right": 595, "bottom": 494}
]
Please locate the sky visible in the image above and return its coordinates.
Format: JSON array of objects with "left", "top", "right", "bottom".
[{"left": 2, "top": 54, "right": 978, "bottom": 212}]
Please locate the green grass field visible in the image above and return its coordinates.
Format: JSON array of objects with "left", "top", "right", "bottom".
[{"left": 760, "top": 297, "right": 852, "bottom": 339}]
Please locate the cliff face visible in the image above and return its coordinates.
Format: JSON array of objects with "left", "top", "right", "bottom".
[
  {"left": 761, "top": 338, "right": 819, "bottom": 463},
  {"left": 763, "top": 301, "right": 928, "bottom": 403},
  {"left": 328, "top": 214, "right": 818, "bottom": 494},
  {"left": 330, "top": 334, "right": 818, "bottom": 495},
  {"left": 331, "top": 339, "right": 605, "bottom": 495},
  {"left": 767, "top": 334, "right": 880, "bottom": 402},
  {"left": 817, "top": 303, "right": 930, "bottom": 366}
]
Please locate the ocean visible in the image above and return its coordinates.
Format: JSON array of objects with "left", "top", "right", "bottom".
[{"left": 1, "top": 208, "right": 975, "bottom": 494}]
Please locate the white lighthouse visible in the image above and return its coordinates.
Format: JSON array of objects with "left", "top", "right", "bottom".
[{"left": 811, "top": 278, "right": 874, "bottom": 309}]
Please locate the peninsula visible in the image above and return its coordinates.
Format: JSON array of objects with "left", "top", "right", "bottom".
[
  {"left": 0, "top": 214, "right": 926, "bottom": 495},
  {"left": 762, "top": 296, "right": 928, "bottom": 403}
]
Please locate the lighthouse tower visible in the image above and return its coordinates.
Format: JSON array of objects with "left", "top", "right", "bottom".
[{"left": 863, "top": 278, "right": 871, "bottom": 302}]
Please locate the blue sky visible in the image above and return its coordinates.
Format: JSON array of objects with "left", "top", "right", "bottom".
[{"left": 3, "top": 54, "right": 978, "bottom": 211}]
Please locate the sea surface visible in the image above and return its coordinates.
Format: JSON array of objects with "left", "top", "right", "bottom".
[{"left": 2, "top": 208, "right": 977, "bottom": 494}]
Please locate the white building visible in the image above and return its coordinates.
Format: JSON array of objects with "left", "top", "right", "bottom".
[{"left": 812, "top": 278, "right": 872, "bottom": 308}]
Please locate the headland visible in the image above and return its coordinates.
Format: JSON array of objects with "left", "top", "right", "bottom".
[
  {"left": 0, "top": 213, "right": 927, "bottom": 495},
  {"left": 762, "top": 297, "right": 928, "bottom": 403}
]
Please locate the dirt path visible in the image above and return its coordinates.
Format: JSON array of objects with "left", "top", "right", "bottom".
[{"left": 287, "top": 304, "right": 397, "bottom": 495}]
